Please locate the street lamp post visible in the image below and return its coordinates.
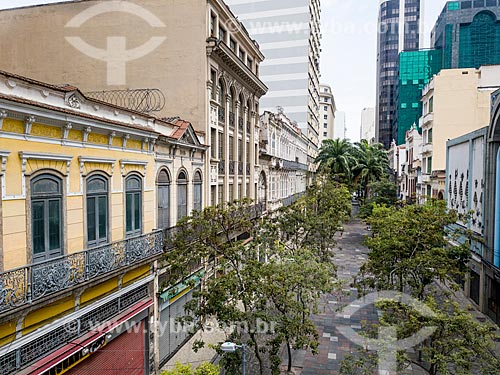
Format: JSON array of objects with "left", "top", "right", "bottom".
[{"left": 221, "top": 342, "right": 246, "bottom": 375}]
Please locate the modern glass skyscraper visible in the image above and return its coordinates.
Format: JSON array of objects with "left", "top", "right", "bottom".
[
  {"left": 225, "top": 0, "right": 322, "bottom": 159},
  {"left": 395, "top": 49, "right": 442, "bottom": 145},
  {"left": 432, "top": 1, "right": 500, "bottom": 69},
  {"left": 376, "top": 0, "right": 424, "bottom": 149}
]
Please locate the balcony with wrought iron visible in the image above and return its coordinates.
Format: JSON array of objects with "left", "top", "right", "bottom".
[
  {"left": 238, "top": 117, "right": 244, "bottom": 133},
  {"left": 218, "top": 159, "right": 225, "bottom": 174},
  {"left": 238, "top": 161, "right": 244, "bottom": 175},
  {"left": 218, "top": 107, "right": 225, "bottom": 124},
  {"left": 282, "top": 160, "right": 309, "bottom": 171},
  {"left": 0, "top": 231, "right": 163, "bottom": 316},
  {"left": 282, "top": 192, "right": 306, "bottom": 207},
  {"left": 229, "top": 160, "right": 236, "bottom": 175}
]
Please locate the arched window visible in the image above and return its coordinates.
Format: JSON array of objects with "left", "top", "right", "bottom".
[
  {"left": 31, "top": 174, "right": 62, "bottom": 262},
  {"left": 218, "top": 79, "right": 225, "bottom": 107},
  {"left": 157, "top": 169, "right": 171, "bottom": 229},
  {"left": 229, "top": 87, "right": 236, "bottom": 113},
  {"left": 86, "top": 175, "right": 108, "bottom": 247},
  {"left": 193, "top": 171, "right": 203, "bottom": 212},
  {"left": 177, "top": 171, "right": 188, "bottom": 221},
  {"left": 126, "top": 175, "right": 142, "bottom": 237}
]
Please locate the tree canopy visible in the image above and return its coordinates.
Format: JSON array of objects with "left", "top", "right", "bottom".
[
  {"left": 164, "top": 180, "right": 352, "bottom": 375},
  {"left": 360, "top": 200, "right": 470, "bottom": 300},
  {"left": 316, "top": 138, "right": 390, "bottom": 198}
]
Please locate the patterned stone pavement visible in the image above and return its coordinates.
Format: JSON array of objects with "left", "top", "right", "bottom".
[
  {"left": 301, "top": 218, "right": 375, "bottom": 374},
  {"left": 289, "top": 217, "right": 427, "bottom": 375}
]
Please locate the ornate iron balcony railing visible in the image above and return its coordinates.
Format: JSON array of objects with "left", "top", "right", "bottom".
[
  {"left": 218, "top": 159, "right": 225, "bottom": 174},
  {"left": 246, "top": 163, "right": 251, "bottom": 175},
  {"left": 282, "top": 192, "right": 306, "bottom": 207},
  {"left": 218, "top": 108, "right": 225, "bottom": 123},
  {"left": 229, "top": 160, "right": 236, "bottom": 175},
  {"left": 238, "top": 161, "right": 244, "bottom": 175},
  {"left": 0, "top": 230, "right": 163, "bottom": 314},
  {"left": 282, "top": 160, "right": 309, "bottom": 171},
  {"left": 238, "top": 117, "right": 243, "bottom": 132}
]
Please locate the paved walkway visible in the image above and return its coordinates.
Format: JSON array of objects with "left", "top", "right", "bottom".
[
  {"left": 161, "top": 215, "right": 499, "bottom": 374},
  {"left": 284, "top": 217, "right": 427, "bottom": 375}
]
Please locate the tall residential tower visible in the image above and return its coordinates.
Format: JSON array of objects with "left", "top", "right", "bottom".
[
  {"left": 319, "top": 84, "right": 336, "bottom": 144},
  {"left": 225, "top": 0, "right": 322, "bottom": 164},
  {"left": 376, "top": 0, "right": 424, "bottom": 148}
]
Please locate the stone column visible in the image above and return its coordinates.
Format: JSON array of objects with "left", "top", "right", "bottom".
[
  {"left": 235, "top": 100, "right": 241, "bottom": 199},
  {"left": 243, "top": 105, "right": 248, "bottom": 197},
  {"left": 225, "top": 94, "right": 231, "bottom": 202},
  {"left": 249, "top": 109, "right": 257, "bottom": 200}
]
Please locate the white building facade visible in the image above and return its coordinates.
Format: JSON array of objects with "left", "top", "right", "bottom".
[
  {"left": 400, "top": 124, "right": 422, "bottom": 202},
  {"left": 361, "top": 107, "right": 376, "bottom": 144},
  {"left": 319, "top": 84, "right": 336, "bottom": 144},
  {"left": 259, "top": 111, "right": 309, "bottom": 212},
  {"left": 334, "top": 111, "right": 347, "bottom": 140},
  {"left": 225, "top": 0, "right": 322, "bottom": 172}
]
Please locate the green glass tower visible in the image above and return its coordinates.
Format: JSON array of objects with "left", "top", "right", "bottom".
[
  {"left": 395, "top": 49, "right": 442, "bottom": 145},
  {"left": 432, "top": 1, "right": 500, "bottom": 69}
]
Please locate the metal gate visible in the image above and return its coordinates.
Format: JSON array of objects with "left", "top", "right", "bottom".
[{"left": 158, "top": 289, "right": 195, "bottom": 365}]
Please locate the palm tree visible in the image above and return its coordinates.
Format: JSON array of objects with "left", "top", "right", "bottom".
[
  {"left": 351, "top": 140, "right": 390, "bottom": 198},
  {"left": 316, "top": 138, "right": 355, "bottom": 184}
]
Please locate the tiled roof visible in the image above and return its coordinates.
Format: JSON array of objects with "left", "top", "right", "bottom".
[{"left": 170, "top": 119, "right": 191, "bottom": 140}]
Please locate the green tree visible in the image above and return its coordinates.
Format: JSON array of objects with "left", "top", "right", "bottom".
[
  {"left": 165, "top": 200, "right": 269, "bottom": 374},
  {"left": 165, "top": 182, "right": 351, "bottom": 374},
  {"left": 360, "top": 201, "right": 470, "bottom": 300},
  {"left": 161, "top": 362, "right": 220, "bottom": 375},
  {"left": 268, "top": 180, "right": 351, "bottom": 262},
  {"left": 262, "top": 249, "right": 337, "bottom": 374},
  {"left": 376, "top": 298, "right": 500, "bottom": 375},
  {"left": 316, "top": 138, "right": 354, "bottom": 184},
  {"left": 359, "top": 179, "right": 398, "bottom": 218},
  {"left": 352, "top": 140, "right": 390, "bottom": 199}
]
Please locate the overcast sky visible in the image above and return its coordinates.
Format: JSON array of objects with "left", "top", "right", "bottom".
[
  {"left": 321, "top": 0, "right": 448, "bottom": 141},
  {"left": 0, "top": 0, "right": 448, "bottom": 141}
]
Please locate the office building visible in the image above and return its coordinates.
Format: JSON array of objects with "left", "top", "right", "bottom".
[
  {"left": 376, "top": 0, "right": 424, "bottom": 149},
  {"left": 395, "top": 49, "right": 442, "bottom": 144},
  {"left": 432, "top": 1, "right": 500, "bottom": 69},
  {"left": 225, "top": 0, "right": 322, "bottom": 167}
]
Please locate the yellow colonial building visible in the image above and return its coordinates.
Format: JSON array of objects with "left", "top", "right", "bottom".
[{"left": 0, "top": 71, "right": 206, "bottom": 375}]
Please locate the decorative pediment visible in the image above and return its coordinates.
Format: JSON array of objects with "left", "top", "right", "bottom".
[{"left": 176, "top": 123, "right": 203, "bottom": 148}]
